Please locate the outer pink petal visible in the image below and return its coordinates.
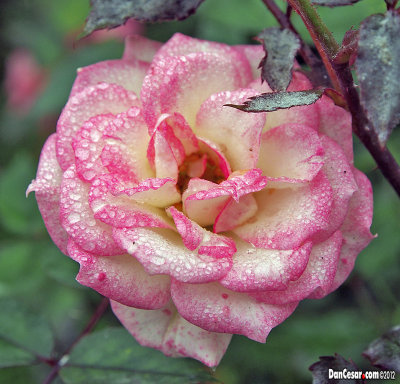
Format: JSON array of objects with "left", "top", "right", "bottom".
[
  {"left": 60, "top": 165, "right": 123, "bottom": 256},
  {"left": 113, "top": 227, "right": 233, "bottom": 283},
  {"left": 249, "top": 71, "right": 319, "bottom": 132},
  {"left": 68, "top": 240, "right": 171, "bottom": 309},
  {"left": 234, "top": 45, "right": 263, "bottom": 81},
  {"left": 72, "top": 114, "right": 114, "bottom": 182},
  {"left": 252, "top": 230, "right": 343, "bottom": 305},
  {"left": 153, "top": 33, "right": 252, "bottom": 87},
  {"left": 316, "top": 136, "right": 357, "bottom": 240},
  {"left": 70, "top": 59, "right": 149, "bottom": 97},
  {"left": 141, "top": 52, "right": 250, "bottom": 129},
  {"left": 167, "top": 207, "right": 236, "bottom": 258},
  {"left": 171, "top": 280, "right": 298, "bottom": 342},
  {"left": 316, "top": 95, "right": 353, "bottom": 163},
  {"left": 111, "top": 300, "right": 232, "bottom": 367},
  {"left": 328, "top": 168, "right": 374, "bottom": 292},
  {"left": 220, "top": 235, "right": 312, "bottom": 292},
  {"left": 257, "top": 123, "right": 324, "bottom": 184},
  {"left": 233, "top": 172, "right": 333, "bottom": 250},
  {"left": 123, "top": 35, "right": 162, "bottom": 63},
  {"left": 56, "top": 83, "right": 139, "bottom": 171},
  {"left": 195, "top": 89, "right": 266, "bottom": 171},
  {"left": 27, "top": 134, "right": 68, "bottom": 254}
]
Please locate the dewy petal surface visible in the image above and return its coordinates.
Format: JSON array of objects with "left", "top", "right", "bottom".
[
  {"left": 68, "top": 240, "right": 171, "bottom": 309},
  {"left": 27, "top": 134, "right": 68, "bottom": 254},
  {"left": 56, "top": 82, "right": 139, "bottom": 171},
  {"left": 141, "top": 52, "right": 250, "bottom": 129},
  {"left": 196, "top": 89, "right": 266, "bottom": 171},
  {"left": 113, "top": 227, "right": 233, "bottom": 283},
  {"left": 234, "top": 172, "right": 333, "bottom": 250},
  {"left": 257, "top": 123, "right": 324, "bottom": 184},
  {"left": 60, "top": 165, "right": 123, "bottom": 256},
  {"left": 71, "top": 59, "right": 149, "bottom": 97},
  {"left": 123, "top": 35, "right": 162, "bottom": 63},
  {"left": 111, "top": 300, "right": 232, "bottom": 367},
  {"left": 220, "top": 236, "right": 312, "bottom": 292},
  {"left": 171, "top": 280, "right": 298, "bottom": 342}
]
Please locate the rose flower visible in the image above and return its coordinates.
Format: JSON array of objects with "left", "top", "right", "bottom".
[{"left": 28, "top": 33, "right": 373, "bottom": 367}]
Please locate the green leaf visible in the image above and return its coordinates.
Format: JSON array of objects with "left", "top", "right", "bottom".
[
  {"left": 84, "top": 0, "right": 205, "bottom": 35},
  {"left": 312, "top": 0, "right": 363, "bottom": 6},
  {"left": 309, "top": 354, "right": 363, "bottom": 383},
  {"left": 356, "top": 10, "right": 400, "bottom": 145},
  {"left": 60, "top": 327, "right": 219, "bottom": 384},
  {"left": 225, "top": 90, "right": 323, "bottom": 113},
  {"left": 363, "top": 325, "right": 400, "bottom": 371},
  {"left": 256, "top": 28, "right": 300, "bottom": 92},
  {"left": 0, "top": 299, "right": 54, "bottom": 367}
]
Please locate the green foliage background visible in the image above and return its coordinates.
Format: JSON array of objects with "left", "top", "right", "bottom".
[{"left": 0, "top": 0, "right": 399, "bottom": 383}]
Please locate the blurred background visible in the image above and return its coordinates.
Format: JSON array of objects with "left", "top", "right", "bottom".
[{"left": 0, "top": 0, "right": 399, "bottom": 383}]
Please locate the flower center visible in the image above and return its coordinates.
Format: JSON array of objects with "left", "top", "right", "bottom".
[{"left": 177, "top": 151, "right": 226, "bottom": 193}]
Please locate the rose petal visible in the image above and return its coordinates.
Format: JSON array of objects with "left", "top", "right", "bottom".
[
  {"left": 27, "top": 134, "right": 68, "bottom": 254},
  {"left": 328, "top": 168, "right": 374, "bottom": 292},
  {"left": 252, "top": 230, "right": 343, "bottom": 304},
  {"left": 195, "top": 89, "right": 266, "bottom": 171},
  {"left": 90, "top": 174, "right": 181, "bottom": 211},
  {"left": 214, "top": 194, "right": 259, "bottom": 233},
  {"left": 56, "top": 82, "right": 139, "bottom": 171},
  {"left": 72, "top": 114, "right": 114, "bottom": 182},
  {"left": 147, "top": 119, "right": 186, "bottom": 177},
  {"left": 233, "top": 172, "right": 333, "bottom": 250},
  {"left": 111, "top": 300, "right": 232, "bottom": 367},
  {"left": 167, "top": 206, "right": 236, "bottom": 258},
  {"left": 68, "top": 240, "right": 171, "bottom": 309},
  {"left": 60, "top": 165, "right": 123, "bottom": 256},
  {"left": 102, "top": 107, "right": 154, "bottom": 180},
  {"left": 113, "top": 227, "right": 233, "bottom": 283},
  {"left": 123, "top": 35, "right": 162, "bottom": 63},
  {"left": 153, "top": 33, "right": 252, "bottom": 87},
  {"left": 141, "top": 52, "right": 251, "bottom": 129},
  {"left": 317, "top": 95, "right": 353, "bottom": 163},
  {"left": 171, "top": 280, "right": 298, "bottom": 342},
  {"left": 257, "top": 123, "right": 324, "bottom": 186},
  {"left": 71, "top": 59, "right": 149, "bottom": 97},
  {"left": 316, "top": 136, "right": 357, "bottom": 240},
  {"left": 220, "top": 235, "right": 312, "bottom": 292},
  {"left": 234, "top": 45, "right": 263, "bottom": 80}
]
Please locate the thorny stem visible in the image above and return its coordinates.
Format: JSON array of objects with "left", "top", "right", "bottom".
[
  {"left": 281, "top": 0, "right": 400, "bottom": 197},
  {"left": 42, "top": 297, "right": 109, "bottom": 384}
]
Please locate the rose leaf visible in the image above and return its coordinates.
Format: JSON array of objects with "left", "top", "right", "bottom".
[
  {"left": 225, "top": 90, "right": 323, "bottom": 113},
  {"left": 363, "top": 325, "right": 400, "bottom": 371},
  {"left": 256, "top": 28, "right": 300, "bottom": 92},
  {"left": 0, "top": 299, "right": 54, "bottom": 368},
  {"left": 309, "top": 354, "right": 363, "bottom": 384},
  {"left": 60, "top": 327, "right": 220, "bottom": 384},
  {"left": 311, "top": 0, "right": 363, "bottom": 6},
  {"left": 84, "top": 0, "right": 205, "bottom": 35},
  {"left": 356, "top": 10, "right": 400, "bottom": 146}
]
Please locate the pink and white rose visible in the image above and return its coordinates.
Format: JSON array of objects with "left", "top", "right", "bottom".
[{"left": 28, "top": 33, "right": 373, "bottom": 367}]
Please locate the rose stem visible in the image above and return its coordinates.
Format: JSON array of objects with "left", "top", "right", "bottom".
[
  {"left": 42, "top": 297, "right": 109, "bottom": 384},
  {"left": 284, "top": 0, "right": 400, "bottom": 197}
]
